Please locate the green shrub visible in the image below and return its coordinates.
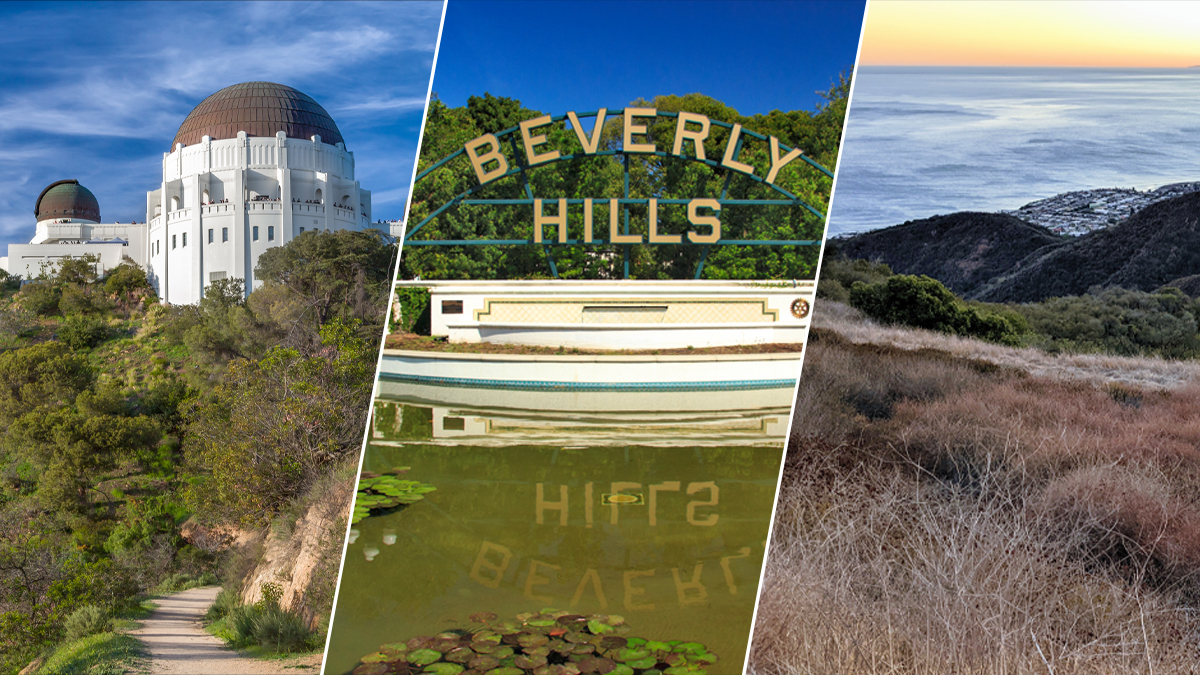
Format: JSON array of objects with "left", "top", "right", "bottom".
[
  {"left": 251, "top": 604, "right": 316, "bottom": 653},
  {"left": 58, "top": 314, "right": 110, "bottom": 349},
  {"left": 394, "top": 286, "right": 431, "bottom": 334},
  {"left": 850, "top": 275, "right": 1023, "bottom": 345},
  {"left": 64, "top": 604, "right": 110, "bottom": 641},
  {"left": 1015, "top": 286, "right": 1200, "bottom": 358},
  {"left": 203, "top": 587, "right": 240, "bottom": 623},
  {"left": 21, "top": 282, "right": 62, "bottom": 316},
  {"left": 228, "top": 604, "right": 261, "bottom": 645}
]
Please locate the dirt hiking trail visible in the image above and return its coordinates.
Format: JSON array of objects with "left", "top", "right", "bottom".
[{"left": 131, "top": 586, "right": 321, "bottom": 674}]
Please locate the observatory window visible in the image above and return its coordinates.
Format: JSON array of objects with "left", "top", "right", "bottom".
[
  {"left": 182, "top": 233, "right": 187, "bottom": 247},
  {"left": 222, "top": 227, "right": 228, "bottom": 242},
  {"left": 268, "top": 226, "right": 275, "bottom": 241},
  {"left": 253, "top": 226, "right": 259, "bottom": 241},
  {"left": 208, "top": 229, "right": 213, "bottom": 244},
  {"left": 172, "top": 235, "right": 176, "bottom": 250},
  {"left": 299, "top": 227, "right": 305, "bottom": 234}
]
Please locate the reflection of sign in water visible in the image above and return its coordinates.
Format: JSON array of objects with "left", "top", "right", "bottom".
[
  {"left": 469, "top": 540, "right": 756, "bottom": 611},
  {"left": 536, "top": 482, "right": 718, "bottom": 526}
]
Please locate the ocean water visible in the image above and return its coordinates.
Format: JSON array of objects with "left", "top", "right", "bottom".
[{"left": 830, "top": 66, "right": 1200, "bottom": 236}]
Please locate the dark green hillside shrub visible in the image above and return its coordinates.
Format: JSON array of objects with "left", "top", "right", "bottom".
[
  {"left": 1015, "top": 286, "right": 1200, "bottom": 358},
  {"left": 21, "top": 282, "right": 62, "bottom": 316},
  {"left": 850, "top": 274, "right": 1024, "bottom": 345},
  {"left": 817, "top": 257, "right": 894, "bottom": 303},
  {"left": 58, "top": 314, "right": 110, "bottom": 349}
]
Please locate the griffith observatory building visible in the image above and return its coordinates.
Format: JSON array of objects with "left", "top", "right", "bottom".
[{"left": 1, "top": 82, "right": 396, "bottom": 304}]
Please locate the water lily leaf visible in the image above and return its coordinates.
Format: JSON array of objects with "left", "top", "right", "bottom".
[
  {"left": 624, "top": 638, "right": 646, "bottom": 648},
  {"left": 424, "top": 664, "right": 465, "bottom": 675},
  {"left": 409, "top": 637, "right": 436, "bottom": 651},
  {"left": 381, "top": 642, "right": 409, "bottom": 655},
  {"left": 671, "top": 642, "right": 704, "bottom": 653},
  {"left": 469, "top": 656, "right": 500, "bottom": 671},
  {"left": 485, "top": 668, "right": 523, "bottom": 675},
  {"left": 610, "top": 666, "right": 634, "bottom": 675},
  {"left": 615, "top": 648, "right": 650, "bottom": 662},
  {"left": 445, "top": 648, "right": 475, "bottom": 663},
  {"left": 626, "top": 657, "right": 658, "bottom": 670},
  {"left": 527, "top": 619, "right": 556, "bottom": 627},
  {"left": 361, "top": 652, "right": 390, "bottom": 663},
  {"left": 587, "top": 621, "right": 613, "bottom": 635},
  {"left": 409, "top": 649, "right": 443, "bottom": 666},
  {"left": 599, "top": 637, "right": 627, "bottom": 651},
  {"left": 470, "top": 612, "right": 498, "bottom": 623},
  {"left": 353, "top": 664, "right": 388, "bottom": 675},
  {"left": 473, "top": 632, "right": 501, "bottom": 645},
  {"left": 576, "top": 656, "right": 617, "bottom": 674},
  {"left": 514, "top": 655, "right": 548, "bottom": 669},
  {"left": 645, "top": 641, "right": 671, "bottom": 653}
]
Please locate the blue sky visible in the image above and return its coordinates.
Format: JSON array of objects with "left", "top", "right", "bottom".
[
  {"left": 432, "top": 0, "right": 866, "bottom": 116},
  {"left": 0, "top": 1, "right": 442, "bottom": 250}
]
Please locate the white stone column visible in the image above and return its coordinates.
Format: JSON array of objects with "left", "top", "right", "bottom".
[
  {"left": 278, "top": 132, "right": 293, "bottom": 245},
  {"left": 234, "top": 131, "right": 248, "bottom": 299}
]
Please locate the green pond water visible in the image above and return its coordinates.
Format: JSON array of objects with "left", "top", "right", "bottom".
[{"left": 325, "top": 396, "right": 788, "bottom": 675}]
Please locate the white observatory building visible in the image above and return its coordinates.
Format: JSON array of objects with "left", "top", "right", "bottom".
[{"left": 146, "top": 81, "right": 373, "bottom": 303}]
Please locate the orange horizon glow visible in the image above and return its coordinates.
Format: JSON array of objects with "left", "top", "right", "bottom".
[{"left": 862, "top": 1, "right": 1200, "bottom": 68}]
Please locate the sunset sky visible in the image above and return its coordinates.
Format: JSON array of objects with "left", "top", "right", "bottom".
[{"left": 862, "top": 1, "right": 1200, "bottom": 67}]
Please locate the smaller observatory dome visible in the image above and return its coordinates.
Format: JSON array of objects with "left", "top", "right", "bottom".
[
  {"left": 172, "top": 82, "right": 345, "bottom": 150},
  {"left": 35, "top": 180, "right": 101, "bottom": 223}
]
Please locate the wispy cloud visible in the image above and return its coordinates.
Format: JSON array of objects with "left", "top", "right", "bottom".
[{"left": 0, "top": 0, "right": 442, "bottom": 243}]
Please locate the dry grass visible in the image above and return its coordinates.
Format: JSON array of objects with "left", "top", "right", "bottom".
[
  {"left": 814, "top": 301, "right": 1200, "bottom": 391},
  {"left": 751, "top": 326, "right": 1200, "bottom": 675}
]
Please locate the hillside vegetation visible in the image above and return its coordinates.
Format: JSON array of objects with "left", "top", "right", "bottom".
[
  {"left": 834, "top": 190, "right": 1200, "bottom": 303},
  {"left": 750, "top": 310, "right": 1200, "bottom": 674},
  {"left": 0, "top": 230, "right": 394, "bottom": 674}
]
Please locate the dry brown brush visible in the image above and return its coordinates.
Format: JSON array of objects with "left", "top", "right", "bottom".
[{"left": 751, "top": 334, "right": 1200, "bottom": 675}]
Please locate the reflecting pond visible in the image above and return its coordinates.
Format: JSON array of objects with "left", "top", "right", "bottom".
[{"left": 325, "top": 391, "right": 790, "bottom": 675}]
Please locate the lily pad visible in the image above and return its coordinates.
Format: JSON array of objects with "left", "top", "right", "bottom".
[
  {"left": 586, "top": 621, "right": 613, "bottom": 635},
  {"left": 599, "top": 637, "right": 627, "bottom": 651},
  {"left": 615, "top": 648, "right": 650, "bottom": 663},
  {"left": 409, "top": 649, "right": 443, "bottom": 667},
  {"left": 645, "top": 641, "right": 671, "bottom": 653},
  {"left": 470, "top": 612, "right": 498, "bottom": 623},
  {"left": 576, "top": 657, "right": 617, "bottom": 674},
  {"left": 513, "top": 655, "right": 548, "bottom": 670},
  {"left": 425, "top": 664, "right": 465, "bottom": 675},
  {"left": 353, "top": 665, "right": 389, "bottom": 675},
  {"left": 445, "top": 648, "right": 476, "bottom": 664},
  {"left": 361, "top": 653, "right": 390, "bottom": 663},
  {"left": 626, "top": 657, "right": 658, "bottom": 670},
  {"left": 469, "top": 656, "right": 500, "bottom": 671}
]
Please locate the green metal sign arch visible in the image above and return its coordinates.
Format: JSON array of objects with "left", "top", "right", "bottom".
[{"left": 406, "top": 107, "right": 834, "bottom": 279}]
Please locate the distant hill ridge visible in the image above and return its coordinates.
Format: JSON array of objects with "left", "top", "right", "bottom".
[{"left": 836, "top": 190, "right": 1200, "bottom": 303}]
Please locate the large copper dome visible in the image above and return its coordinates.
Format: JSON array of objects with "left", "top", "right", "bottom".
[
  {"left": 35, "top": 180, "right": 101, "bottom": 222},
  {"left": 171, "top": 82, "right": 344, "bottom": 150}
]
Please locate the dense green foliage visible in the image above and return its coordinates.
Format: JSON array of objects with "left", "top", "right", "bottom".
[
  {"left": 1014, "top": 287, "right": 1200, "bottom": 358},
  {"left": 827, "top": 254, "right": 1200, "bottom": 358},
  {"left": 403, "top": 79, "right": 850, "bottom": 280},
  {"left": 849, "top": 275, "right": 1025, "bottom": 346},
  {"left": 0, "top": 232, "right": 393, "bottom": 673},
  {"left": 394, "top": 286, "right": 432, "bottom": 334}
]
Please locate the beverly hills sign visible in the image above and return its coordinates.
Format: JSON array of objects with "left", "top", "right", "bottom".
[{"left": 406, "top": 106, "right": 834, "bottom": 278}]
